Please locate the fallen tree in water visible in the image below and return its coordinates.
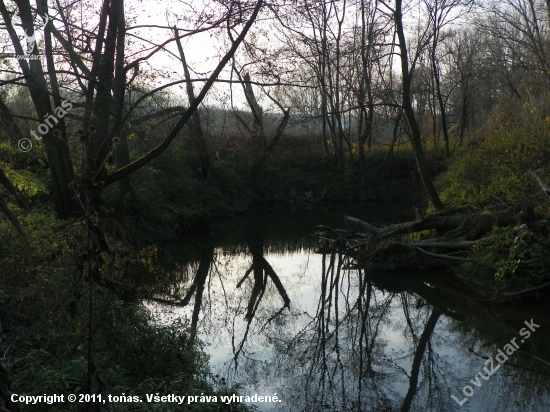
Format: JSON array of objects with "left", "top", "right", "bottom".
[
  {"left": 315, "top": 173, "right": 550, "bottom": 299},
  {"left": 315, "top": 208, "right": 514, "bottom": 270}
]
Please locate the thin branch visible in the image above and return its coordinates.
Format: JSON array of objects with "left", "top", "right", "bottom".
[
  {"left": 416, "top": 247, "right": 498, "bottom": 270},
  {"left": 103, "top": 0, "right": 264, "bottom": 186}
]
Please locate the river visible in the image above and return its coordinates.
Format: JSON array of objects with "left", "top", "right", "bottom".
[{"left": 147, "top": 203, "right": 550, "bottom": 411}]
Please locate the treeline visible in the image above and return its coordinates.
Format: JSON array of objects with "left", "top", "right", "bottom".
[{"left": 1, "top": 0, "right": 550, "bottom": 222}]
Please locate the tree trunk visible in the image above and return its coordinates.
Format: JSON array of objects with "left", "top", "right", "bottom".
[
  {"left": 431, "top": 47, "right": 450, "bottom": 158},
  {"left": 394, "top": 0, "right": 443, "bottom": 210},
  {"left": 387, "top": 113, "right": 403, "bottom": 174},
  {"left": 357, "top": 0, "right": 375, "bottom": 186},
  {"left": 250, "top": 109, "right": 290, "bottom": 177},
  {"left": 1, "top": 0, "right": 75, "bottom": 218},
  {"left": 174, "top": 27, "right": 212, "bottom": 180},
  {"left": 458, "top": 93, "right": 468, "bottom": 147},
  {"left": 90, "top": 0, "right": 121, "bottom": 163},
  {"left": 111, "top": 0, "right": 132, "bottom": 221},
  {"left": 0, "top": 94, "right": 26, "bottom": 144}
]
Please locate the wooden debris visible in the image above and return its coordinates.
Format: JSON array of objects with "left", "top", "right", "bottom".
[{"left": 315, "top": 210, "right": 508, "bottom": 271}]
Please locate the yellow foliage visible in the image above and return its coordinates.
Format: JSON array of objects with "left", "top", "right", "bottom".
[{"left": 1, "top": 162, "right": 48, "bottom": 196}]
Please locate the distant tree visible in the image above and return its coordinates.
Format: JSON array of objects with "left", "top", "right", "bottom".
[
  {"left": 425, "top": 0, "right": 473, "bottom": 158},
  {"left": 477, "top": 0, "right": 550, "bottom": 95}
]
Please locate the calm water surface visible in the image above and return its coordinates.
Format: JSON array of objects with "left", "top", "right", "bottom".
[{"left": 148, "top": 203, "right": 550, "bottom": 411}]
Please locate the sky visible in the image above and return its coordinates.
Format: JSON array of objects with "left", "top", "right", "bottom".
[
  {"left": 2, "top": 0, "right": 472, "bottom": 113},
  {"left": 126, "top": 0, "right": 255, "bottom": 109}
]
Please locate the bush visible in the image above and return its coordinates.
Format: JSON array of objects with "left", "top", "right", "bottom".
[
  {"left": 462, "top": 224, "right": 550, "bottom": 292},
  {"left": 437, "top": 110, "right": 550, "bottom": 208}
]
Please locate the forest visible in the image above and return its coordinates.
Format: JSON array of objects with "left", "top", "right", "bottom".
[{"left": 1, "top": 0, "right": 550, "bottom": 411}]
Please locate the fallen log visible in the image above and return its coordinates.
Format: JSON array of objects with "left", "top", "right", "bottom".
[
  {"left": 315, "top": 208, "right": 513, "bottom": 272},
  {"left": 335, "top": 210, "right": 514, "bottom": 243},
  {"left": 501, "top": 281, "right": 550, "bottom": 297},
  {"left": 343, "top": 216, "right": 380, "bottom": 235},
  {"left": 316, "top": 194, "right": 550, "bottom": 300},
  {"left": 378, "top": 210, "right": 514, "bottom": 240},
  {"left": 392, "top": 240, "right": 482, "bottom": 250}
]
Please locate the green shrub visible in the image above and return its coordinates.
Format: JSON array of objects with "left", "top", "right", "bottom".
[
  {"left": 494, "top": 230, "right": 550, "bottom": 288},
  {"left": 437, "top": 114, "right": 550, "bottom": 208},
  {"left": 463, "top": 224, "right": 550, "bottom": 290}
]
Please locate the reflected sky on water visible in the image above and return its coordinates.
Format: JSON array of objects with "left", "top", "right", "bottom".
[{"left": 146, "top": 205, "right": 550, "bottom": 411}]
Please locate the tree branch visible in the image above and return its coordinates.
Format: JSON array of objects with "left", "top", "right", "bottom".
[{"left": 103, "top": 0, "right": 264, "bottom": 186}]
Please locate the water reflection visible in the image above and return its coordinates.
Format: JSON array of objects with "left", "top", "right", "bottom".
[{"left": 147, "top": 208, "right": 550, "bottom": 411}]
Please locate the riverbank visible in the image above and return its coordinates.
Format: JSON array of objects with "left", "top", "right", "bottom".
[
  {"left": 103, "top": 146, "right": 427, "bottom": 243},
  {"left": 0, "top": 206, "right": 255, "bottom": 411}
]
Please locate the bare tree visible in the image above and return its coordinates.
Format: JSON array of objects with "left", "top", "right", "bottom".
[
  {"left": 0, "top": 0, "right": 265, "bottom": 219},
  {"left": 174, "top": 26, "right": 212, "bottom": 181},
  {"left": 392, "top": 0, "right": 444, "bottom": 209},
  {"left": 425, "top": 0, "right": 472, "bottom": 158},
  {"left": 0, "top": 0, "right": 76, "bottom": 218},
  {"left": 477, "top": 0, "right": 550, "bottom": 94}
]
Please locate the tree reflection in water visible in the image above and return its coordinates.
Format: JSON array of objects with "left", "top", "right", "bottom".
[
  {"left": 149, "top": 223, "right": 550, "bottom": 411},
  {"left": 232, "top": 225, "right": 291, "bottom": 363}
]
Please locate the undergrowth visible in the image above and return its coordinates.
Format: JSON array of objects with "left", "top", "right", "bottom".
[
  {"left": 463, "top": 224, "right": 550, "bottom": 293},
  {"left": 436, "top": 104, "right": 550, "bottom": 294},
  {"left": 437, "top": 107, "right": 550, "bottom": 210},
  {"left": 0, "top": 209, "right": 252, "bottom": 411}
]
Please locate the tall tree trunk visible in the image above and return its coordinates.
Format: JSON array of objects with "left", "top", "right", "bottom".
[
  {"left": 319, "top": 9, "right": 334, "bottom": 171},
  {"left": 395, "top": 0, "right": 444, "bottom": 210},
  {"left": 1, "top": 0, "right": 75, "bottom": 218},
  {"left": 79, "top": 0, "right": 113, "bottom": 211},
  {"left": 84, "top": 0, "right": 135, "bottom": 219},
  {"left": 174, "top": 27, "right": 212, "bottom": 180},
  {"left": 91, "top": 0, "right": 121, "bottom": 160},
  {"left": 357, "top": 0, "right": 375, "bottom": 184},
  {"left": 111, "top": 0, "right": 132, "bottom": 221}
]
